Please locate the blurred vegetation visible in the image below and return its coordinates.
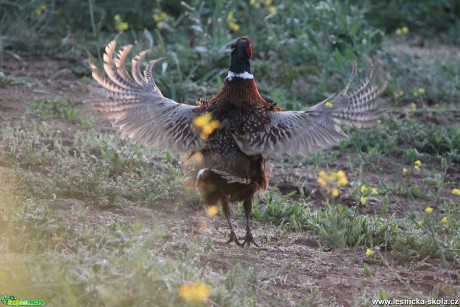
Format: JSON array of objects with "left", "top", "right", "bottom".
[
  {"left": 1, "top": 99, "right": 459, "bottom": 305},
  {"left": 1, "top": 0, "right": 381, "bottom": 103},
  {"left": 1, "top": 0, "right": 459, "bottom": 305},
  {"left": 1, "top": 0, "right": 458, "bottom": 105},
  {"left": 353, "top": 0, "right": 460, "bottom": 43}
]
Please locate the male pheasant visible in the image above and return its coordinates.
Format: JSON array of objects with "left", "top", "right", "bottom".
[{"left": 89, "top": 37, "right": 388, "bottom": 246}]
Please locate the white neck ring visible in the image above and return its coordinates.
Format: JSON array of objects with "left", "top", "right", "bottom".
[{"left": 226, "top": 71, "right": 254, "bottom": 81}]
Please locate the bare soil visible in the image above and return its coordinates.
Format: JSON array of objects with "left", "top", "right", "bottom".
[{"left": 1, "top": 55, "right": 458, "bottom": 306}]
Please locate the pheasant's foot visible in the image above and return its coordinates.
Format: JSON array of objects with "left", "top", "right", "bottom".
[
  {"left": 226, "top": 231, "right": 243, "bottom": 246},
  {"left": 242, "top": 231, "right": 259, "bottom": 247}
]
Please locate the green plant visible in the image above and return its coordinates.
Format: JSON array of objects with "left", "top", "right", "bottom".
[
  {"left": 354, "top": 0, "right": 460, "bottom": 43},
  {"left": 28, "top": 98, "right": 82, "bottom": 122},
  {"left": 0, "top": 294, "right": 17, "bottom": 305},
  {"left": 252, "top": 189, "right": 398, "bottom": 249}
]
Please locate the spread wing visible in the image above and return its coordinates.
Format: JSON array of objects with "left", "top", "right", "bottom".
[
  {"left": 232, "top": 58, "right": 389, "bottom": 158},
  {"left": 88, "top": 41, "right": 202, "bottom": 152}
]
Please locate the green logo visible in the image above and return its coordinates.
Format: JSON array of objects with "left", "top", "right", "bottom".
[
  {"left": 0, "top": 294, "right": 44, "bottom": 306},
  {"left": 0, "top": 295, "right": 16, "bottom": 305}
]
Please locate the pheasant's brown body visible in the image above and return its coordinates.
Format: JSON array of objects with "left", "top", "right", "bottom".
[
  {"left": 189, "top": 78, "right": 276, "bottom": 245},
  {"left": 195, "top": 78, "right": 274, "bottom": 188},
  {"left": 89, "top": 37, "right": 388, "bottom": 246}
]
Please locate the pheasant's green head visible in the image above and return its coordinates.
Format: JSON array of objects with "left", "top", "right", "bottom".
[{"left": 228, "top": 37, "right": 253, "bottom": 78}]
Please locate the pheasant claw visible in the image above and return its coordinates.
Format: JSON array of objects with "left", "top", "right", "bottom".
[{"left": 226, "top": 231, "right": 243, "bottom": 246}]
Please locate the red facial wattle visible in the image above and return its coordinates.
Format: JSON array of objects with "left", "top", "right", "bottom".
[{"left": 246, "top": 38, "right": 253, "bottom": 58}]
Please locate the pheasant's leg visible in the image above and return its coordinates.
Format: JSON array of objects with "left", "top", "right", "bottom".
[
  {"left": 242, "top": 199, "right": 259, "bottom": 247},
  {"left": 222, "top": 198, "right": 242, "bottom": 246}
]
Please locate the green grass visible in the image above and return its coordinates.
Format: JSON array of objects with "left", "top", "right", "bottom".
[
  {"left": 0, "top": 114, "right": 263, "bottom": 305},
  {"left": 1, "top": 0, "right": 459, "bottom": 304},
  {"left": 28, "top": 98, "right": 82, "bottom": 122},
  {"left": 2, "top": 0, "right": 384, "bottom": 104},
  {"left": 2, "top": 104, "right": 458, "bottom": 304},
  {"left": 1, "top": 120, "right": 190, "bottom": 207},
  {"left": 343, "top": 115, "right": 460, "bottom": 163},
  {"left": 2, "top": 1, "right": 459, "bottom": 106},
  {"left": 353, "top": 0, "right": 460, "bottom": 44},
  {"left": 249, "top": 187, "right": 459, "bottom": 262},
  {"left": 0, "top": 114, "right": 262, "bottom": 305},
  {"left": 0, "top": 186, "right": 262, "bottom": 306}
]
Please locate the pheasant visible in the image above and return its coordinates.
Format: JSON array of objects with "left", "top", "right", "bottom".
[{"left": 89, "top": 37, "right": 388, "bottom": 246}]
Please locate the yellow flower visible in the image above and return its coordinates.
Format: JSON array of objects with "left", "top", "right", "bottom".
[
  {"left": 179, "top": 282, "right": 211, "bottom": 303},
  {"left": 265, "top": 0, "right": 272, "bottom": 5},
  {"left": 410, "top": 103, "right": 417, "bottom": 111},
  {"left": 209, "top": 121, "right": 220, "bottom": 133},
  {"left": 394, "top": 90, "right": 404, "bottom": 99},
  {"left": 325, "top": 101, "right": 334, "bottom": 108},
  {"left": 153, "top": 9, "right": 169, "bottom": 25},
  {"left": 203, "top": 125, "right": 215, "bottom": 136},
  {"left": 114, "top": 14, "right": 121, "bottom": 21},
  {"left": 452, "top": 188, "right": 460, "bottom": 196},
  {"left": 396, "top": 26, "right": 409, "bottom": 35},
  {"left": 365, "top": 248, "right": 374, "bottom": 257},
  {"left": 441, "top": 217, "right": 448, "bottom": 223},
  {"left": 418, "top": 88, "right": 425, "bottom": 95},
  {"left": 207, "top": 205, "right": 219, "bottom": 217},
  {"left": 194, "top": 113, "right": 212, "bottom": 127},
  {"left": 317, "top": 170, "right": 348, "bottom": 197},
  {"left": 194, "top": 113, "right": 220, "bottom": 139},
  {"left": 317, "top": 177, "right": 327, "bottom": 186},
  {"left": 116, "top": 22, "right": 129, "bottom": 32},
  {"left": 416, "top": 220, "right": 424, "bottom": 226},
  {"left": 360, "top": 196, "right": 368, "bottom": 204},
  {"left": 268, "top": 5, "right": 277, "bottom": 15},
  {"left": 228, "top": 21, "right": 240, "bottom": 32},
  {"left": 335, "top": 170, "right": 348, "bottom": 185},
  {"left": 414, "top": 165, "right": 420, "bottom": 171},
  {"left": 184, "top": 151, "right": 204, "bottom": 165},
  {"left": 338, "top": 177, "right": 348, "bottom": 186},
  {"left": 403, "top": 168, "right": 407, "bottom": 175},
  {"left": 360, "top": 185, "right": 368, "bottom": 194},
  {"left": 209, "top": 121, "right": 220, "bottom": 129},
  {"left": 250, "top": 0, "right": 261, "bottom": 9},
  {"left": 331, "top": 188, "right": 340, "bottom": 198},
  {"left": 414, "top": 160, "right": 422, "bottom": 167},
  {"left": 424, "top": 207, "right": 433, "bottom": 214},
  {"left": 227, "top": 11, "right": 240, "bottom": 32},
  {"left": 371, "top": 188, "right": 378, "bottom": 195},
  {"left": 33, "top": 4, "right": 47, "bottom": 16}
]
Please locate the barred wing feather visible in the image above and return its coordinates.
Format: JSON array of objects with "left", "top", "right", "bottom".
[
  {"left": 233, "top": 59, "right": 388, "bottom": 158},
  {"left": 88, "top": 41, "right": 202, "bottom": 152}
]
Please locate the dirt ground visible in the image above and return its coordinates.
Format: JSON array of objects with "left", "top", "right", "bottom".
[{"left": 1, "top": 54, "right": 459, "bottom": 306}]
